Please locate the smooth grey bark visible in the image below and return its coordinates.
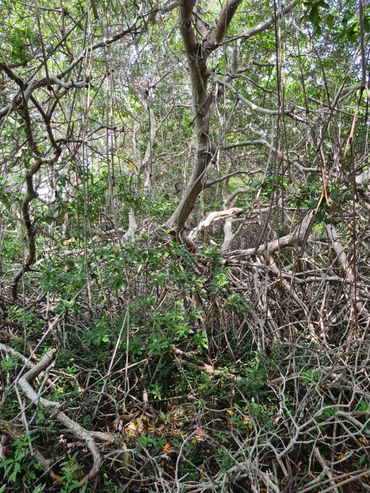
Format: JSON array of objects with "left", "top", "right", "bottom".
[
  {"left": 167, "top": 0, "right": 297, "bottom": 233},
  {"left": 168, "top": 0, "right": 244, "bottom": 232}
]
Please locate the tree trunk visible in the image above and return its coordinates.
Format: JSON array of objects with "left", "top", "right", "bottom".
[{"left": 168, "top": 0, "right": 244, "bottom": 233}]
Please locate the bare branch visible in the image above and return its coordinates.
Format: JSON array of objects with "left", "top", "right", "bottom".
[
  {"left": 0, "top": 343, "right": 119, "bottom": 483},
  {"left": 240, "top": 1, "right": 296, "bottom": 41},
  {"left": 217, "top": 78, "right": 298, "bottom": 117},
  {"left": 189, "top": 207, "right": 244, "bottom": 240},
  {"left": 205, "top": 0, "right": 244, "bottom": 52},
  {"left": 225, "top": 210, "right": 315, "bottom": 259}
]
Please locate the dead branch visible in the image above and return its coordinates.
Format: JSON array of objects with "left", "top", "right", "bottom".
[
  {"left": 0, "top": 343, "right": 120, "bottom": 484},
  {"left": 189, "top": 207, "right": 243, "bottom": 241},
  {"left": 225, "top": 210, "right": 315, "bottom": 260}
]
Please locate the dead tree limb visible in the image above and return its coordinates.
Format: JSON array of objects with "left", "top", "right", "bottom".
[
  {"left": 0, "top": 343, "right": 119, "bottom": 484},
  {"left": 225, "top": 210, "right": 315, "bottom": 260},
  {"left": 189, "top": 207, "right": 243, "bottom": 241}
]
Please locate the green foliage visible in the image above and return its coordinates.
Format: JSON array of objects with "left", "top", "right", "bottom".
[
  {"left": 192, "top": 332, "right": 209, "bottom": 350},
  {"left": 247, "top": 400, "right": 272, "bottom": 424},
  {"left": 339, "top": 6, "right": 370, "bottom": 42},
  {"left": 0, "top": 434, "right": 42, "bottom": 486},
  {"left": 303, "top": 0, "right": 370, "bottom": 39},
  {"left": 7, "top": 306, "right": 43, "bottom": 335},
  {"left": 41, "top": 256, "right": 88, "bottom": 301},
  {"left": 256, "top": 175, "right": 291, "bottom": 200},
  {"left": 153, "top": 303, "right": 191, "bottom": 339},
  {"left": 301, "top": 368, "right": 321, "bottom": 384},
  {"left": 148, "top": 382, "right": 163, "bottom": 400},
  {"left": 357, "top": 400, "right": 370, "bottom": 413},
  {"left": 58, "top": 454, "right": 87, "bottom": 493},
  {"left": 304, "top": 0, "right": 330, "bottom": 35},
  {"left": 0, "top": 0, "right": 367, "bottom": 490},
  {"left": 224, "top": 293, "right": 251, "bottom": 314},
  {"left": 209, "top": 268, "right": 229, "bottom": 295},
  {"left": 289, "top": 174, "right": 354, "bottom": 222},
  {"left": 318, "top": 405, "right": 338, "bottom": 419},
  {"left": 136, "top": 433, "right": 167, "bottom": 451},
  {"left": 83, "top": 316, "right": 111, "bottom": 348},
  {"left": 0, "top": 354, "right": 20, "bottom": 374},
  {"left": 142, "top": 192, "right": 177, "bottom": 219},
  {"left": 148, "top": 329, "right": 173, "bottom": 355},
  {"left": 216, "top": 447, "right": 235, "bottom": 471}
]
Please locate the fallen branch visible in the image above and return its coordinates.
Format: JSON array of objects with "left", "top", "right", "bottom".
[
  {"left": 189, "top": 207, "right": 243, "bottom": 241},
  {"left": 0, "top": 343, "right": 120, "bottom": 485},
  {"left": 224, "top": 210, "right": 315, "bottom": 260}
]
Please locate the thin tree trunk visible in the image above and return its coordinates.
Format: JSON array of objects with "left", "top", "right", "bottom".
[{"left": 168, "top": 0, "right": 244, "bottom": 232}]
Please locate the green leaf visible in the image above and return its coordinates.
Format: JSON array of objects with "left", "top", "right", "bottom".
[
  {"left": 326, "top": 14, "right": 334, "bottom": 29},
  {"left": 347, "top": 28, "right": 357, "bottom": 42},
  {"left": 308, "top": 6, "right": 320, "bottom": 25},
  {"left": 357, "top": 400, "right": 370, "bottom": 413},
  {"left": 42, "top": 216, "right": 55, "bottom": 225},
  {"left": 364, "top": 16, "right": 370, "bottom": 32},
  {"left": 313, "top": 23, "right": 322, "bottom": 36}
]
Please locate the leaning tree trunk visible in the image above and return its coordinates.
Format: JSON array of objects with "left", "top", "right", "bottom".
[
  {"left": 167, "top": 0, "right": 296, "bottom": 235},
  {"left": 167, "top": 0, "right": 243, "bottom": 233}
]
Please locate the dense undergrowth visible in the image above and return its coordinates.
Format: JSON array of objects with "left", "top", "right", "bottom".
[
  {"left": 1, "top": 217, "right": 370, "bottom": 491},
  {"left": 1, "top": 0, "right": 370, "bottom": 491}
]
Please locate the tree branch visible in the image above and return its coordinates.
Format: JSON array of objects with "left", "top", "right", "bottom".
[
  {"left": 189, "top": 207, "right": 244, "bottom": 241},
  {"left": 179, "top": 0, "right": 198, "bottom": 56},
  {"left": 224, "top": 210, "right": 315, "bottom": 259},
  {"left": 0, "top": 343, "right": 119, "bottom": 484},
  {"left": 205, "top": 0, "right": 244, "bottom": 52},
  {"left": 217, "top": 78, "right": 292, "bottom": 116},
  {"left": 240, "top": 1, "right": 296, "bottom": 41}
]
